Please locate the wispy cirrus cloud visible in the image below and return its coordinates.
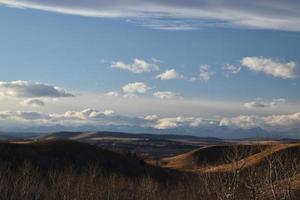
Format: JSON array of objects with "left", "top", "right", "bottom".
[
  {"left": 1, "top": 0, "right": 300, "bottom": 31},
  {"left": 222, "top": 64, "right": 241, "bottom": 77}
]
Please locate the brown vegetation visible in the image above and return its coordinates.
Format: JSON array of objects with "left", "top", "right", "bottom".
[{"left": 0, "top": 140, "right": 299, "bottom": 199}]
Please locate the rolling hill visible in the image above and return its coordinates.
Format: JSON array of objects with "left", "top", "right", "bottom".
[
  {"left": 155, "top": 143, "right": 300, "bottom": 173},
  {"left": 0, "top": 134, "right": 299, "bottom": 199},
  {"left": 0, "top": 139, "right": 179, "bottom": 179},
  {"left": 34, "top": 131, "right": 229, "bottom": 158}
]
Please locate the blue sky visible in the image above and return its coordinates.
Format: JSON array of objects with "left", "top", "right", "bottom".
[{"left": 0, "top": 1, "right": 299, "bottom": 137}]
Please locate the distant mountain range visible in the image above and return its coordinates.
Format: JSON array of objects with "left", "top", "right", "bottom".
[{"left": 0, "top": 123, "right": 299, "bottom": 139}]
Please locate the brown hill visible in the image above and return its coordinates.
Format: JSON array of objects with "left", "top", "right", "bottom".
[
  {"left": 197, "top": 143, "right": 300, "bottom": 173},
  {"left": 155, "top": 143, "right": 300, "bottom": 173},
  {"left": 157, "top": 144, "right": 268, "bottom": 170}
]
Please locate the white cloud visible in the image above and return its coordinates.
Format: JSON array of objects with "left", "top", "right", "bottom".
[
  {"left": 0, "top": 110, "right": 48, "bottom": 121},
  {"left": 220, "top": 112, "right": 300, "bottom": 131},
  {"left": 153, "top": 91, "right": 181, "bottom": 100},
  {"left": 154, "top": 117, "right": 179, "bottom": 129},
  {"left": 198, "top": 65, "right": 214, "bottom": 81},
  {"left": 156, "top": 69, "right": 184, "bottom": 80},
  {"left": 220, "top": 115, "right": 258, "bottom": 129},
  {"left": 244, "top": 98, "right": 286, "bottom": 109},
  {"left": 263, "top": 112, "right": 300, "bottom": 128},
  {"left": 273, "top": 98, "right": 286, "bottom": 103},
  {"left": 111, "top": 58, "right": 159, "bottom": 73},
  {"left": 241, "top": 57, "right": 297, "bottom": 79},
  {"left": 21, "top": 99, "right": 45, "bottom": 107},
  {"left": 144, "top": 114, "right": 159, "bottom": 121},
  {"left": 0, "top": 107, "right": 299, "bottom": 135},
  {"left": 0, "top": 108, "right": 147, "bottom": 128},
  {"left": 222, "top": 64, "right": 241, "bottom": 77},
  {"left": 52, "top": 108, "right": 115, "bottom": 120},
  {"left": 244, "top": 101, "right": 271, "bottom": 109},
  {"left": 122, "top": 82, "right": 150, "bottom": 94},
  {"left": 0, "top": 1, "right": 300, "bottom": 32},
  {"left": 105, "top": 91, "right": 119, "bottom": 97},
  {"left": 154, "top": 116, "right": 202, "bottom": 129},
  {"left": 0, "top": 80, "right": 74, "bottom": 98},
  {"left": 102, "top": 109, "right": 115, "bottom": 116}
]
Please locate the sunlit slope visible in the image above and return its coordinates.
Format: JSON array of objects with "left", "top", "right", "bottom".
[{"left": 157, "top": 143, "right": 300, "bottom": 173}]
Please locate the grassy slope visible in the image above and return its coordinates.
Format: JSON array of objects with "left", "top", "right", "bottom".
[{"left": 154, "top": 143, "right": 300, "bottom": 173}]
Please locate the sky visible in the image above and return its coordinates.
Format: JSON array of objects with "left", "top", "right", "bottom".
[{"left": 0, "top": 0, "right": 300, "bottom": 138}]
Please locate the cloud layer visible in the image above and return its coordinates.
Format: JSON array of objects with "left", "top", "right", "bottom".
[
  {"left": 1, "top": 0, "right": 300, "bottom": 31},
  {"left": 1, "top": 108, "right": 299, "bottom": 137}
]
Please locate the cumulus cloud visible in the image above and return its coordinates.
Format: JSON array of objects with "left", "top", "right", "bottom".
[
  {"left": 156, "top": 69, "right": 184, "bottom": 80},
  {"left": 222, "top": 64, "right": 241, "bottom": 77},
  {"left": 0, "top": 80, "right": 74, "bottom": 98},
  {"left": 21, "top": 99, "right": 45, "bottom": 107},
  {"left": 197, "top": 65, "right": 214, "bottom": 81},
  {"left": 241, "top": 57, "right": 298, "bottom": 79},
  {"left": 153, "top": 91, "right": 181, "bottom": 100},
  {"left": 122, "top": 82, "right": 150, "bottom": 94},
  {"left": 154, "top": 116, "right": 202, "bottom": 129},
  {"left": 111, "top": 59, "right": 159, "bottom": 73},
  {"left": 105, "top": 91, "right": 119, "bottom": 97},
  {"left": 0, "top": 1, "right": 300, "bottom": 31}
]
